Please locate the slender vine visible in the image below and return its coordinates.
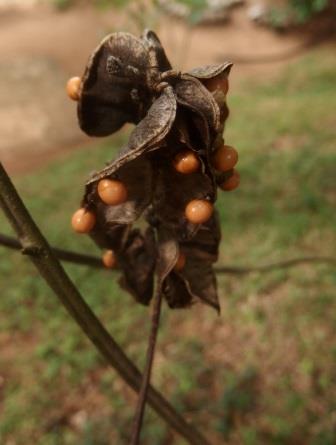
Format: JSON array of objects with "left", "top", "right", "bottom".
[{"left": 130, "top": 288, "right": 163, "bottom": 444}]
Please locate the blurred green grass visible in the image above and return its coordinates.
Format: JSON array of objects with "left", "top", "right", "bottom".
[{"left": 0, "top": 47, "right": 336, "bottom": 445}]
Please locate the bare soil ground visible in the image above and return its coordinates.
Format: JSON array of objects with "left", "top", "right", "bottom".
[{"left": 0, "top": 2, "right": 310, "bottom": 175}]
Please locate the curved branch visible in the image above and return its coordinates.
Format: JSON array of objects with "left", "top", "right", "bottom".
[{"left": 0, "top": 163, "right": 211, "bottom": 445}]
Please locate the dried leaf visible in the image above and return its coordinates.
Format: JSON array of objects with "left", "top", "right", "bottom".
[
  {"left": 86, "top": 86, "right": 176, "bottom": 183},
  {"left": 188, "top": 62, "right": 233, "bottom": 80},
  {"left": 119, "top": 228, "right": 156, "bottom": 305},
  {"left": 141, "top": 29, "right": 172, "bottom": 72},
  {"left": 163, "top": 273, "right": 193, "bottom": 309},
  {"left": 180, "top": 259, "right": 219, "bottom": 311},
  {"left": 175, "top": 74, "right": 220, "bottom": 136},
  {"left": 78, "top": 32, "right": 150, "bottom": 136},
  {"left": 180, "top": 211, "right": 221, "bottom": 261},
  {"left": 156, "top": 227, "right": 179, "bottom": 285},
  {"left": 153, "top": 163, "right": 215, "bottom": 239}
]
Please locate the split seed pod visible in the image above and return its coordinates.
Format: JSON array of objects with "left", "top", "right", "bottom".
[{"left": 73, "top": 30, "right": 236, "bottom": 312}]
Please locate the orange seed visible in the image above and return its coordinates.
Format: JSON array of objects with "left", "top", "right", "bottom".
[
  {"left": 219, "top": 170, "right": 240, "bottom": 191},
  {"left": 102, "top": 250, "right": 117, "bottom": 269},
  {"left": 212, "top": 145, "right": 238, "bottom": 172},
  {"left": 174, "top": 252, "right": 186, "bottom": 272},
  {"left": 66, "top": 76, "right": 81, "bottom": 101},
  {"left": 71, "top": 208, "right": 96, "bottom": 233},
  {"left": 185, "top": 199, "right": 213, "bottom": 225},
  {"left": 97, "top": 179, "right": 128, "bottom": 206},
  {"left": 173, "top": 150, "right": 200, "bottom": 174}
]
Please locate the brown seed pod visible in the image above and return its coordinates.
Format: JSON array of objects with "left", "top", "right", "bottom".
[
  {"left": 66, "top": 76, "right": 81, "bottom": 101},
  {"left": 97, "top": 179, "right": 128, "bottom": 205},
  {"left": 212, "top": 145, "right": 238, "bottom": 172},
  {"left": 102, "top": 249, "right": 117, "bottom": 269},
  {"left": 219, "top": 170, "right": 240, "bottom": 191},
  {"left": 185, "top": 200, "right": 214, "bottom": 224},
  {"left": 71, "top": 208, "right": 96, "bottom": 233},
  {"left": 74, "top": 31, "right": 235, "bottom": 311},
  {"left": 173, "top": 150, "right": 200, "bottom": 174}
]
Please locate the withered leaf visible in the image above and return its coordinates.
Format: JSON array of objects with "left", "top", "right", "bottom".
[
  {"left": 156, "top": 227, "right": 179, "bottom": 285},
  {"left": 89, "top": 216, "right": 130, "bottom": 253},
  {"left": 163, "top": 213, "right": 221, "bottom": 311},
  {"left": 163, "top": 273, "right": 193, "bottom": 309},
  {"left": 86, "top": 86, "right": 176, "bottom": 184},
  {"left": 188, "top": 62, "right": 233, "bottom": 80},
  {"left": 175, "top": 74, "right": 220, "bottom": 136},
  {"left": 153, "top": 163, "right": 215, "bottom": 239},
  {"left": 180, "top": 259, "right": 219, "bottom": 312},
  {"left": 141, "top": 29, "right": 172, "bottom": 72},
  {"left": 180, "top": 211, "right": 221, "bottom": 262},
  {"left": 78, "top": 33, "right": 150, "bottom": 136},
  {"left": 119, "top": 228, "right": 156, "bottom": 305}
]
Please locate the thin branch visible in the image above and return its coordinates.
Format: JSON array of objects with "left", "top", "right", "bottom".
[
  {"left": 0, "top": 232, "right": 102, "bottom": 268},
  {"left": 0, "top": 163, "right": 211, "bottom": 445},
  {"left": 215, "top": 256, "right": 336, "bottom": 275},
  {"left": 0, "top": 232, "right": 335, "bottom": 275},
  {"left": 130, "top": 288, "right": 163, "bottom": 445}
]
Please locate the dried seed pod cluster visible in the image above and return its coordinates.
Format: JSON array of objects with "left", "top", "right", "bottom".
[{"left": 69, "top": 30, "right": 239, "bottom": 311}]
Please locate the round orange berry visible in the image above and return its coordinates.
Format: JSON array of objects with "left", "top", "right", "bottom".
[
  {"left": 204, "top": 76, "right": 229, "bottom": 94},
  {"left": 174, "top": 252, "right": 186, "bottom": 272},
  {"left": 173, "top": 150, "right": 200, "bottom": 174},
  {"left": 219, "top": 170, "right": 240, "bottom": 191},
  {"left": 97, "top": 179, "right": 128, "bottom": 206},
  {"left": 212, "top": 145, "right": 238, "bottom": 172},
  {"left": 66, "top": 76, "right": 81, "bottom": 101},
  {"left": 71, "top": 208, "right": 96, "bottom": 233},
  {"left": 185, "top": 199, "right": 213, "bottom": 225},
  {"left": 102, "top": 250, "right": 117, "bottom": 269}
]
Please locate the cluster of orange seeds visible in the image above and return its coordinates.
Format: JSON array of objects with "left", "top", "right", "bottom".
[{"left": 68, "top": 74, "right": 239, "bottom": 272}]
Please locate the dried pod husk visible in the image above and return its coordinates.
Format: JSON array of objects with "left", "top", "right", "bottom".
[
  {"left": 141, "top": 29, "right": 172, "bottom": 72},
  {"left": 84, "top": 155, "right": 154, "bottom": 225},
  {"left": 189, "top": 62, "right": 233, "bottom": 137},
  {"left": 188, "top": 62, "right": 233, "bottom": 83},
  {"left": 152, "top": 149, "right": 215, "bottom": 240},
  {"left": 118, "top": 228, "right": 156, "bottom": 305},
  {"left": 78, "top": 32, "right": 152, "bottom": 136},
  {"left": 159, "top": 212, "right": 221, "bottom": 311},
  {"left": 85, "top": 86, "right": 177, "bottom": 186},
  {"left": 175, "top": 74, "right": 220, "bottom": 147}
]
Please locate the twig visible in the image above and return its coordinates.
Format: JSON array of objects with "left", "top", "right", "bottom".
[
  {"left": 130, "top": 288, "right": 163, "bottom": 445},
  {"left": 0, "top": 232, "right": 102, "bottom": 268},
  {"left": 0, "top": 163, "right": 211, "bottom": 445},
  {"left": 0, "top": 232, "right": 335, "bottom": 275},
  {"left": 215, "top": 256, "right": 336, "bottom": 275}
]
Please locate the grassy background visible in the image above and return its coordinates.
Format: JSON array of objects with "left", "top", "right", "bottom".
[{"left": 0, "top": 46, "right": 336, "bottom": 445}]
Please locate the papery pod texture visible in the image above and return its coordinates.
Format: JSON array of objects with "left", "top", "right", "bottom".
[{"left": 76, "top": 29, "right": 234, "bottom": 312}]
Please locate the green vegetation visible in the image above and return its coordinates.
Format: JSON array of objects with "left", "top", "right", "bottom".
[
  {"left": 269, "top": 0, "right": 331, "bottom": 28},
  {"left": 1, "top": 47, "right": 336, "bottom": 444}
]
